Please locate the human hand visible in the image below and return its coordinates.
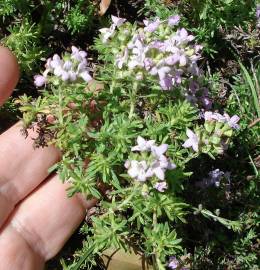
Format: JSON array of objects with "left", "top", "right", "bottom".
[{"left": 0, "top": 47, "right": 96, "bottom": 270}]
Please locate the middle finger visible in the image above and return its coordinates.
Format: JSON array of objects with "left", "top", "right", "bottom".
[{"left": 0, "top": 121, "right": 61, "bottom": 227}]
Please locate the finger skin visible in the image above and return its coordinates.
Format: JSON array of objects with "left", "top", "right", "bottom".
[
  {"left": 0, "top": 122, "right": 61, "bottom": 227},
  {"left": 0, "top": 46, "right": 19, "bottom": 105},
  {"left": 0, "top": 226, "right": 44, "bottom": 270},
  {"left": 1, "top": 174, "right": 96, "bottom": 265}
]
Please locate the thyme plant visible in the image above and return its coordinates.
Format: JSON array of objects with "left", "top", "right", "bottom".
[{"left": 18, "top": 16, "right": 242, "bottom": 270}]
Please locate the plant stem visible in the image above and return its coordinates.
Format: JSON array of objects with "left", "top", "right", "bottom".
[
  {"left": 152, "top": 209, "right": 159, "bottom": 270},
  {"left": 129, "top": 81, "right": 139, "bottom": 119}
]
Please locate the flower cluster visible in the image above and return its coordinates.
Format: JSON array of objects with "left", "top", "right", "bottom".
[
  {"left": 204, "top": 111, "right": 240, "bottom": 129},
  {"left": 101, "top": 16, "right": 202, "bottom": 91},
  {"left": 34, "top": 46, "right": 92, "bottom": 87},
  {"left": 182, "top": 112, "right": 240, "bottom": 154},
  {"left": 125, "top": 136, "right": 176, "bottom": 192}
]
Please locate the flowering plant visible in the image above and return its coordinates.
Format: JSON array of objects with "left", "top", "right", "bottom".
[{"left": 18, "top": 16, "right": 242, "bottom": 269}]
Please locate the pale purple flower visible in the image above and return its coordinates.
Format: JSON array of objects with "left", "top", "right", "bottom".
[
  {"left": 144, "top": 18, "right": 160, "bottom": 32},
  {"left": 127, "top": 38, "right": 147, "bottom": 69},
  {"left": 125, "top": 160, "right": 149, "bottom": 182},
  {"left": 68, "top": 71, "right": 77, "bottom": 81},
  {"left": 158, "top": 66, "right": 172, "bottom": 80},
  {"left": 80, "top": 71, "right": 92, "bottom": 82},
  {"left": 144, "top": 58, "right": 154, "bottom": 70},
  {"left": 160, "top": 76, "right": 173, "bottom": 90},
  {"left": 150, "top": 65, "right": 173, "bottom": 88},
  {"left": 34, "top": 75, "right": 46, "bottom": 87},
  {"left": 126, "top": 138, "right": 176, "bottom": 184},
  {"left": 257, "top": 5, "right": 260, "bottom": 19},
  {"left": 71, "top": 46, "right": 88, "bottom": 62},
  {"left": 154, "top": 181, "right": 168, "bottom": 192},
  {"left": 49, "top": 54, "right": 62, "bottom": 69},
  {"left": 165, "top": 54, "right": 180, "bottom": 65},
  {"left": 77, "top": 60, "right": 88, "bottom": 71},
  {"left": 149, "top": 41, "right": 167, "bottom": 52},
  {"left": 53, "top": 65, "right": 63, "bottom": 76},
  {"left": 99, "top": 27, "right": 115, "bottom": 43},
  {"left": 223, "top": 113, "right": 240, "bottom": 129},
  {"left": 194, "top": 44, "right": 203, "bottom": 53},
  {"left": 149, "top": 164, "right": 165, "bottom": 180},
  {"left": 182, "top": 129, "right": 199, "bottom": 152},
  {"left": 168, "top": 257, "right": 179, "bottom": 269},
  {"left": 204, "top": 111, "right": 225, "bottom": 122},
  {"left": 172, "top": 70, "right": 182, "bottom": 85},
  {"left": 131, "top": 136, "right": 156, "bottom": 152},
  {"left": 168, "top": 15, "right": 180, "bottom": 26},
  {"left": 63, "top": 60, "right": 73, "bottom": 71},
  {"left": 175, "top": 28, "right": 194, "bottom": 45},
  {"left": 214, "top": 113, "right": 226, "bottom": 122},
  {"left": 151, "top": 144, "right": 168, "bottom": 157},
  {"left": 204, "top": 111, "right": 214, "bottom": 121},
  {"left": 116, "top": 48, "right": 129, "bottom": 69},
  {"left": 61, "top": 70, "right": 69, "bottom": 81},
  {"left": 100, "top": 16, "right": 126, "bottom": 43},
  {"left": 204, "top": 112, "right": 240, "bottom": 129},
  {"left": 179, "top": 54, "right": 187, "bottom": 66},
  {"left": 146, "top": 155, "right": 176, "bottom": 180},
  {"left": 189, "top": 62, "right": 200, "bottom": 76},
  {"left": 111, "top": 15, "right": 126, "bottom": 27}
]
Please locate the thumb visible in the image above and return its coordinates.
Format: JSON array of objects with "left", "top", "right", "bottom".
[{"left": 0, "top": 46, "right": 19, "bottom": 106}]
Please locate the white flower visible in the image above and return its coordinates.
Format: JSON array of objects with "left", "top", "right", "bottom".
[
  {"left": 34, "top": 75, "right": 46, "bottom": 87},
  {"left": 151, "top": 144, "right": 168, "bottom": 157},
  {"left": 147, "top": 155, "right": 176, "bottom": 180},
  {"left": 54, "top": 66, "right": 64, "bottom": 76},
  {"left": 79, "top": 71, "right": 92, "bottom": 82},
  {"left": 223, "top": 113, "right": 240, "bottom": 129},
  {"left": 111, "top": 15, "right": 126, "bottom": 27},
  {"left": 154, "top": 181, "right": 168, "bottom": 192},
  {"left": 99, "top": 16, "right": 126, "bottom": 43},
  {"left": 63, "top": 60, "right": 73, "bottom": 71},
  {"left": 182, "top": 129, "right": 199, "bottom": 152},
  {"left": 50, "top": 54, "right": 62, "bottom": 69},
  {"left": 71, "top": 46, "right": 87, "bottom": 62},
  {"left": 99, "top": 27, "right": 115, "bottom": 43},
  {"left": 126, "top": 160, "right": 149, "bottom": 182},
  {"left": 204, "top": 111, "right": 240, "bottom": 129},
  {"left": 131, "top": 136, "right": 156, "bottom": 152},
  {"left": 68, "top": 71, "right": 77, "bottom": 81},
  {"left": 204, "top": 111, "right": 214, "bottom": 121}
]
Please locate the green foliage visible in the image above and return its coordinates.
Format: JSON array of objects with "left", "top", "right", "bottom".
[
  {"left": 227, "top": 62, "right": 260, "bottom": 158},
  {"left": 16, "top": 17, "right": 249, "bottom": 270},
  {"left": 1, "top": 20, "right": 44, "bottom": 72},
  {"left": 65, "top": 0, "right": 96, "bottom": 34},
  {"left": 142, "top": 0, "right": 257, "bottom": 56}
]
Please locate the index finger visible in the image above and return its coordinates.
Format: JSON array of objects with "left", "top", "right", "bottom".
[{"left": 0, "top": 46, "right": 19, "bottom": 106}]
